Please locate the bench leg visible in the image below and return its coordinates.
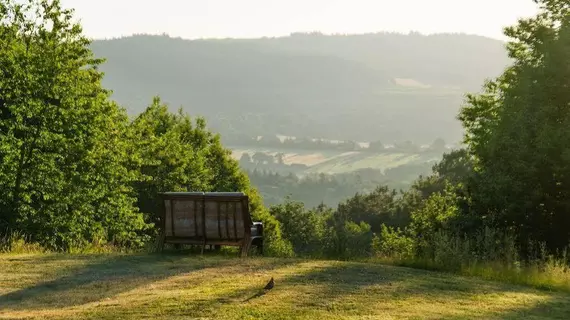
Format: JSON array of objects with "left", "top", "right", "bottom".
[
  {"left": 240, "top": 240, "right": 251, "bottom": 258},
  {"left": 158, "top": 231, "right": 165, "bottom": 253}
]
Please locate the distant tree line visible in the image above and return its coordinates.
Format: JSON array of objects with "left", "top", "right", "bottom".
[
  {"left": 268, "top": 149, "right": 469, "bottom": 258},
  {"left": 238, "top": 152, "right": 308, "bottom": 174},
  {"left": 245, "top": 163, "right": 435, "bottom": 208},
  {"left": 223, "top": 134, "right": 450, "bottom": 154}
]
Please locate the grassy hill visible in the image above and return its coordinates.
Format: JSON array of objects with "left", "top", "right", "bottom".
[
  {"left": 90, "top": 33, "right": 509, "bottom": 144},
  {"left": 230, "top": 147, "right": 441, "bottom": 175},
  {"left": 1, "top": 253, "right": 569, "bottom": 319}
]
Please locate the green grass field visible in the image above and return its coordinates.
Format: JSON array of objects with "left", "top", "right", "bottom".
[
  {"left": 2, "top": 253, "right": 569, "bottom": 319},
  {"left": 230, "top": 147, "right": 440, "bottom": 174}
]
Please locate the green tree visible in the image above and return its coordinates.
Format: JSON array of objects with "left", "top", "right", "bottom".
[
  {"left": 368, "top": 140, "right": 385, "bottom": 152},
  {"left": 336, "top": 186, "right": 405, "bottom": 232},
  {"left": 327, "top": 219, "right": 373, "bottom": 259},
  {"left": 270, "top": 198, "right": 329, "bottom": 256},
  {"left": 239, "top": 152, "right": 252, "bottom": 165},
  {"left": 275, "top": 153, "right": 285, "bottom": 165},
  {"left": 128, "top": 98, "right": 291, "bottom": 255},
  {"left": 0, "top": 0, "right": 149, "bottom": 249},
  {"left": 458, "top": 0, "right": 570, "bottom": 254},
  {"left": 127, "top": 98, "right": 210, "bottom": 227},
  {"left": 410, "top": 184, "right": 461, "bottom": 244},
  {"left": 432, "top": 149, "right": 473, "bottom": 186},
  {"left": 252, "top": 152, "right": 273, "bottom": 165},
  {"left": 396, "top": 149, "right": 474, "bottom": 232},
  {"left": 258, "top": 135, "right": 282, "bottom": 147}
]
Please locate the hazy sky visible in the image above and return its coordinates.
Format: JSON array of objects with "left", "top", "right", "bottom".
[{"left": 60, "top": 0, "right": 539, "bottom": 40}]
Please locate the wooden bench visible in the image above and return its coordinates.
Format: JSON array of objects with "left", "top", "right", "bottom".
[{"left": 158, "top": 192, "right": 263, "bottom": 256}]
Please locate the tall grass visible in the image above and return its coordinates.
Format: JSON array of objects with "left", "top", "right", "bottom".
[
  {"left": 0, "top": 231, "right": 136, "bottom": 255},
  {"left": 0, "top": 231, "right": 46, "bottom": 254},
  {"left": 372, "top": 227, "right": 570, "bottom": 292},
  {"left": 3, "top": 227, "right": 569, "bottom": 292}
]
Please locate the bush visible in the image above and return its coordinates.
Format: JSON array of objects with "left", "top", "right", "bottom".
[
  {"left": 264, "top": 236, "right": 295, "bottom": 258},
  {"left": 372, "top": 225, "right": 415, "bottom": 260},
  {"left": 270, "top": 198, "right": 329, "bottom": 257},
  {"left": 326, "top": 220, "right": 373, "bottom": 259}
]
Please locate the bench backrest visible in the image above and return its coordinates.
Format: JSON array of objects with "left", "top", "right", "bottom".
[{"left": 161, "top": 192, "right": 252, "bottom": 242}]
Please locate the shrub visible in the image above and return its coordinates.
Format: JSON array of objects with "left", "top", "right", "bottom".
[
  {"left": 372, "top": 225, "right": 415, "bottom": 260},
  {"left": 270, "top": 198, "right": 329, "bottom": 256}
]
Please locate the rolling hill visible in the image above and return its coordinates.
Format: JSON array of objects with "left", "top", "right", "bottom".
[{"left": 90, "top": 32, "right": 510, "bottom": 144}]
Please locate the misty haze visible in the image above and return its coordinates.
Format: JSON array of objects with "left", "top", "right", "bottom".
[{"left": 1, "top": 0, "right": 569, "bottom": 319}]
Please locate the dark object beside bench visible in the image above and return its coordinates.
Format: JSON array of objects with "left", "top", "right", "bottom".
[{"left": 159, "top": 192, "right": 263, "bottom": 256}]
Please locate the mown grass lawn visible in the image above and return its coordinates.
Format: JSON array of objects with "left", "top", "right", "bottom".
[{"left": 1, "top": 252, "right": 569, "bottom": 319}]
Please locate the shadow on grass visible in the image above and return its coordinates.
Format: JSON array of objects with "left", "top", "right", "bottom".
[
  {"left": 4, "top": 255, "right": 569, "bottom": 319},
  {"left": 270, "top": 261, "right": 570, "bottom": 319},
  {"left": 82, "top": 258, "right": 570, "bottom": 320},
  {"left": 0, "top": 250, "right": 254, "bottom": 311},
  {"left": 243, "top": 289, "right": 270, "bottom": 302},
  {"left": 400, "top": 272, "right": 570, "bottom": 319},
  {"left": 433, "top": 295, "right": 570, "bottom": 320},
  {"left": 74, "top": 257, "right": 303, "bottom": 319}
]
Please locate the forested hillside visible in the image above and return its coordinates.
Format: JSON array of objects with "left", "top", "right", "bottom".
[{"left": 90, "top": 33, "right": 510, "bottom": 144}]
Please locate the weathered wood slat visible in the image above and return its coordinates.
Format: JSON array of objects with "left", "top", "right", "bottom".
[
  {"left": 217, "top": 201, "right": 222, "bottom": 239},
  {"left": 193, "top": 199, "right": 198, "bottom": 237},
  {"left": 160, "top": 192, "right": 261, "bottom": 256},
  {"left": 164, "top": 200, "right": 172, "bottom": 237}
]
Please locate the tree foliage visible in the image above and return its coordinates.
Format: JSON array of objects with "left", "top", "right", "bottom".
[
  {"left": 458, "top": 0, "right": 570, "bottom": 254},
  {"left": 0, "top": 0, "right": 290, "bottom": 254},
  {"left": 127, "top": 97, "right": 289, "bottom": 254},
  {"left": 0, "top": 0, "right": 149, "bottom": 249},
  {"left": 336, "top": 186, "right": 408, "bottom": 232},
  {"left": 269, "top": 198, "right": 329, "bottom": 256}
]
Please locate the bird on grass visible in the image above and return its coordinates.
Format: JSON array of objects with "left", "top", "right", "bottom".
[{"left": 263, "top": 277, "right": 274, "bottom": 290}]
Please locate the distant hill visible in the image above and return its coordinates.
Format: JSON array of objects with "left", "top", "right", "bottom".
[{"left": 91, "top": 32, "right": 510, "bottom": 144}]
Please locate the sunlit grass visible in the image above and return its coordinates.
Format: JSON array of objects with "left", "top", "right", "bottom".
[
  {"left": 1, "top": 253, "right": 569, "bottom": 319},
  {"left": 370, "top": 256, "right": 570, "bottom": 295},
  {"left": 0, "top": 232, "right": 138, "bottom": 256},
  {"left": 461, "top": 260, "right": 570, "bottom": 292}
]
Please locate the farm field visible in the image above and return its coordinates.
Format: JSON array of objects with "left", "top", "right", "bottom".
[
  {"left": 229, "top": 146, "right": 441, "bottom": 174},
  {"left": 1, "top": 253, "right": 569, "bottom": 319}
]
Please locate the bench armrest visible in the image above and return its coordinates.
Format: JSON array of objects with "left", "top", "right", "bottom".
[{"left": 251, "top": 222, "right": 263, "bottom": 237}]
